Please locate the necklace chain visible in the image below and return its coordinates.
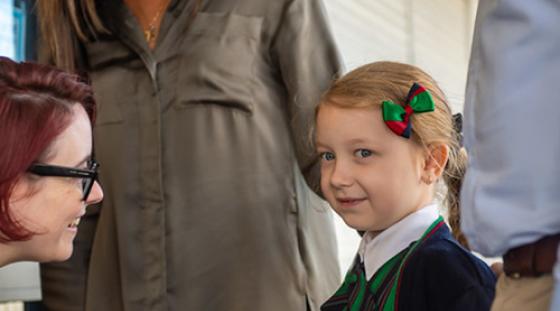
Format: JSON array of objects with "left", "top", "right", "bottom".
[{"left": 142, "top": 0, "right": 169, "bottom": 46}]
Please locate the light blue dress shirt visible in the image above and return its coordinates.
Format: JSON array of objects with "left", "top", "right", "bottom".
[{"left": 462, "top": 0, "right": 560, "bottom": 310}]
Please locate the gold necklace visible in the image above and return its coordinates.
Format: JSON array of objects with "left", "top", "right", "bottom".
[{"left": 143, "top": 0, "right": 169, "bottom": 46}]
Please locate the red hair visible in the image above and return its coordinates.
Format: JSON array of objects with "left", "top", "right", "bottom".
[{"left": 0, "top": 57, "right": 96, "bottom": 242}]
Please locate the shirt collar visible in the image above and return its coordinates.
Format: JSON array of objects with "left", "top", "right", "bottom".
[{"left": 358, "top": 203, "right": 440, "bottom": 280}]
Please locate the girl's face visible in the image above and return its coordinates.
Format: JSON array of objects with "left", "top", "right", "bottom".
[
  {"left": 316, "top": 104, "right": 433, "bottom": 233},
  {"left": 8, "top": 105, "right": 103, "bottom": 262}
]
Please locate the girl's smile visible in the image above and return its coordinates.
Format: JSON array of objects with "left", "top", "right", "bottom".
[{"left": 335, "top": 197, "right": 367, "bottom": 208}]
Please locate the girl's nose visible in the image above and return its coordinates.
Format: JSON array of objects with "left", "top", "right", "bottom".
[
  {"left": 329, "top": 161, "right": 353, "bottom": 188},
  {"left": 85, "top": 181, "right": 104, "bottom": 205}
]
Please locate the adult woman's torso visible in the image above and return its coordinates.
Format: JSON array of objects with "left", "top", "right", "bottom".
[{"left": 83, "top": 0, "right": 341, "bottom": 310}]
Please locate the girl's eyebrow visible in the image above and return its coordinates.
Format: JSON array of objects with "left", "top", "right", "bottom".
[
  {"left": 348, "top": 136, "right": 385, "bottom": 146},
  {"left": 316, "top": 137, "right": 374, "bottom": 149},
  {"left": 347, "top": 138, "right": 369, "bottom": 144},
  {"left": 315, "top": 140, "right": 328, "bottom": 149}
]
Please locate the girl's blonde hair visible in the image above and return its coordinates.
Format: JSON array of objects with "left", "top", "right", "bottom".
[{"left": 316, "top": 61, "right": 468, "bottom": 248}]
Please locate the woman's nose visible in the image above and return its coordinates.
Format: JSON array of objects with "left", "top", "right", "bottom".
[{"left": 85, "top": 181, "right": 104, "bottom": 205}]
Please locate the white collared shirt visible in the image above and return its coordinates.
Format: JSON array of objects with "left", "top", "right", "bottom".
[{"left": 358, "top": 203, "right": 440, "bottom": 280}]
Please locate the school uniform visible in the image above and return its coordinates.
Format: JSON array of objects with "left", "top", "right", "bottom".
[{"left": 321, "top": 204, "right": 496, "bottom": 311}]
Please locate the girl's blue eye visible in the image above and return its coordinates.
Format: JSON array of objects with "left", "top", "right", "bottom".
[
  {"left": 355, "top": 149, "right": 373, "bottom": 158},
  {"left": 320, "top": 152, "right": 335, "bottom": 161}
]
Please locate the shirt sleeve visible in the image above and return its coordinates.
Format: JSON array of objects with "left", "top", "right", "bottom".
[
  {"left": 460, "top": 0, "right": 560, "bottom": 257},
  {"left": 270, "top": 0, "right": 342, "bottom": 193}
]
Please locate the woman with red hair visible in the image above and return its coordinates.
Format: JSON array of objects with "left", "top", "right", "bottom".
[{"left": 0, "top": 56, "right": 103, "bottom": 266}]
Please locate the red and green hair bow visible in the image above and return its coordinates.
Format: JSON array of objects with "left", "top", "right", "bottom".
[{"left": 382, "top": 82, "right": 435, "bottom": 138}]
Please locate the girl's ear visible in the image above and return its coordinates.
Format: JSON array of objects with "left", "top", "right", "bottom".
[{"left": 421, "top": 143, "right": 449, "bottom": 184}]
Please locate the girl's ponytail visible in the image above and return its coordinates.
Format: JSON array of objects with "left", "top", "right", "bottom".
[{"left": 442, "top": 124, "right": 469, "bottom": 249}]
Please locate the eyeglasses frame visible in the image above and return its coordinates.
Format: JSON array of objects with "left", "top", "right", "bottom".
[{"left": 28, "top": 160, "right": 99, "bottom": 201}]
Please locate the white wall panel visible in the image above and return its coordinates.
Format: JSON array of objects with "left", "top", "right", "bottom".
[
  {"left": 325, "top": 0, "right": 476, "bottom": 109},
  {"left": 325, "top": 0, "right": 409, "bottom": 67}
]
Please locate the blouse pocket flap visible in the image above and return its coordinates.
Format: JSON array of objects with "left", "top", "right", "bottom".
[{"left": 188, "top": 12, "right": 263, "bottom": 40}]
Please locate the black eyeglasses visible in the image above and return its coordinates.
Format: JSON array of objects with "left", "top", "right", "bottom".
[{"left": 28, "top": 160, "right": 99, "bottom": 201}]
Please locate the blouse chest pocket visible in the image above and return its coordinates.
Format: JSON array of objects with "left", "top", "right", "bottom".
[{"left": 174, "top": 12, "right": 263, "bottom": 114}]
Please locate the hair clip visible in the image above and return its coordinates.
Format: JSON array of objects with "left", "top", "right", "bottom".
[{"left": 382, "top": 83, "right": 435, "bottom": 138}]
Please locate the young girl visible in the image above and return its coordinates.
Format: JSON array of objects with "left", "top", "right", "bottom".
[{"left": 315, "top": 61, "right": 496, "bottom": 310}]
